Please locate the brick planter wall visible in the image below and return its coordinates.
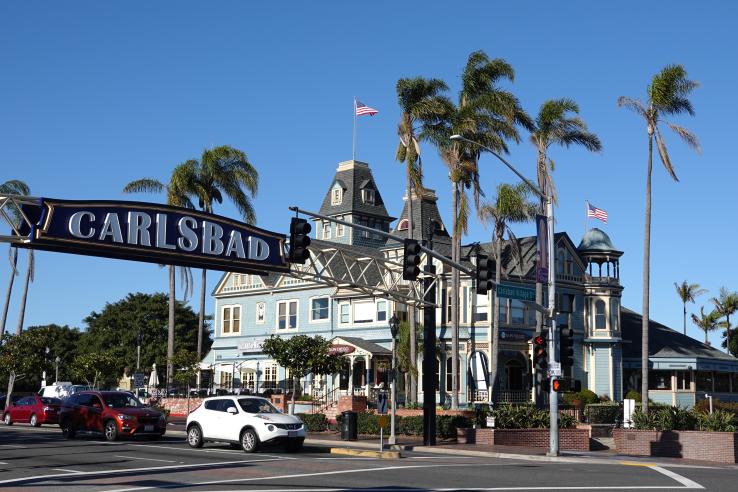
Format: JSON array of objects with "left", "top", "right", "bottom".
[
  {"left": 613, "top": 429, "right": 738, "bottom": 464},
  {"left": 337, "top": 396, "right": 367, "bottom": 413},
  {"left": 457, "top": 428, "right": 590, "bottom": 451},
  {"left": 396, "top": 409, "right": 475, "bottom": 418},
  {"left": 153, "top": 397, "right": 204, "bottom": 416}
]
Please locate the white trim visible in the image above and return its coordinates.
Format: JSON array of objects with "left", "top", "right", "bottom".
[
  {"left": 322, "top": 221, "right": 331, "bottom": 240},
  {"left": 276, "top": 299, "right": 299, "bottom": 331},
  {"left": 309, "top": 296, "right": 331, "bottom": 324},
  {"left": 608, "top": 346, "right": 613, "bottom": 399},
  {"left": 375, "top": 299, "right": 388, "bottom": 323},
  {"left": 220, "top": 304, "right": 242, "bottom": 337},
  {"left": 338, "top": 302, "right": 351, "bottom": 325}
]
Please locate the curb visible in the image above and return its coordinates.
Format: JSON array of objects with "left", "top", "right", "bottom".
[{"left": 330, "top": 448, "right": 402, "bottom": 459}]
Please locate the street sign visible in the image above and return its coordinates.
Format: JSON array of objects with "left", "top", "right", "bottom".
[
  {"left": 377, "top": 391, "right": 388, "bottom": 414},
  {"left": 548, "top": 362, "right": 562, "bottom": 377},
  {"left": 497, "top": 283, "right": 536, "bottom": 302},
  {"left": 133, "top": 373, "right": 146, "bottom": 388},
  {"left": 377, "top": 415, "right": 389, "bottom": 428}
]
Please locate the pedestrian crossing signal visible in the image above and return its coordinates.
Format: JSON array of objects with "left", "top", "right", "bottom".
[{"left": 533, "top": 334, "right": 548, "bottom": 370}]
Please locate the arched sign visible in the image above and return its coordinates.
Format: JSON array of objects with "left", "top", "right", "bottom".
[{"left": 14, "top": 198, "right": 289, "bottom": 274}]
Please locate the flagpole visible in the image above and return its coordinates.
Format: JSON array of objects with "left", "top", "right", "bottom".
[{"left": 352, "top": 97, "right": 357, "bottom": 161}]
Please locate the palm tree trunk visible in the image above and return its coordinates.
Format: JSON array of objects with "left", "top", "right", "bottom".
[
  {"left": 1, "top": 247, "right": 18, "bottom": 338},
  {"left": 641, "top": 132, "right": 653, "bottom": 413},
  {"left": 15, "top": 249, "right": 32, "bottom": 335},
  {"left": 704, "top": 329, "right": 708, "bottom": 345},
  {"left": 450, "top": 181, "right": 460, "bottom": 410},
  {"left": 683, "top": 303, "right": 687, "bottom": 336},
  {"left": 726, "top": 314, "right": 731, "bottom": 355},
  {"left": 407, "top": 174, "right": 417, "bottom": 404},
  {"left": 489, "top": 235, "right": 502, "bottom": 403},
  {"left": 167, "top": 265, "right": 176, "bottom": 390}
]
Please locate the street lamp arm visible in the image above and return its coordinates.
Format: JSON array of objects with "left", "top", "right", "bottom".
[{"left": 449, "top": 135, "right": 546, "bottom": 200}]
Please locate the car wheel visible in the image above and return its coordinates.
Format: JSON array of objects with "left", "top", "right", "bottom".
[
  {"left": 240, "top": 428, "right": 259, "bottom": 453},
  {"left": 61, "top": 419, "right": 76, "bottom": 439},
  {"left": 30, "top": 414, "right": 40, "bottom": 427},
  {"left": 286, "top": 440, "right": 303, "bottom": 453},
  {"left": 104, "top": 420, "right": 118, "bottom": 441},
  {"left": 187, "top": 425, "right": 204, "bottom": 448}
]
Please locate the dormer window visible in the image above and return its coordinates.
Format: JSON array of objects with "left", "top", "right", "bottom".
[
  {"left": 362, "top": 189, "right": 375, "bottom": 205},
  {"left": 331, "top": 188, "right": 343, "bottom": 205},
  {"left": 398, "top": 219, "right": 409, "bottom": 231}
]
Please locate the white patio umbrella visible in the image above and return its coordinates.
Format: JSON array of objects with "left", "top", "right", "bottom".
[{"left": 148, "top": 363, "right": 160, "bottom": 387}]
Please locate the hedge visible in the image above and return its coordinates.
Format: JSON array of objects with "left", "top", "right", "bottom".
[
  {"left": 585, "top": 403, "right": 622, "bottom": 424},
  {"left": 296, "top": 413, "right": 327, "bottom": 432},
  {"left": 633, "top": 407, "right": 738, "bottom": 432},
  {"left": 491, "top": 403, "right": 575, "bottom": 429},
  {"left": 334, "top": 412, "right": 471, "bottom": 437},
  {"left": 694, "top": 399, "right": 738, "bottom": 417}
]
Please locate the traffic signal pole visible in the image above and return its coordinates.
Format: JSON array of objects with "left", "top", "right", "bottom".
[
  {"left": 423, "top": 231, "right": 437, "bottom": 446},
  {"left": 546, "top": 195, "right": 559, "bottom": 457}
]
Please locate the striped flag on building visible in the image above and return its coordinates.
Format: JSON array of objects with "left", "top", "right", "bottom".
[
  {"left": 587, "top": 202, "right": 608, "bottom": 223},
  {"left": 355, "top": 100, "right": 378, "bottom": 116}
]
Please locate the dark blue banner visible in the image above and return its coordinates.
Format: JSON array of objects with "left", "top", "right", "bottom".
[{"left": 16, "top": 198, "right": 289, "bottom": 274}]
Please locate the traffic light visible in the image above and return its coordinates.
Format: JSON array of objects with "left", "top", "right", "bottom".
[
  {"left": 560, "top": 325, "right": 574, "bottom": 367},
  {"left": 475, "top": 255, "right": 494, "bottom": 296},
  {"left": 532, "top": 333, "right": 548, "bottom": 371},
  {"left": 402, "top": 239, "right": 422, "bottom": 281},
  {"left": 551, "top": 378, "right": 581, "bottom": 392},
  {"left": 289, "top": 217, "right": 312, "bottom": 264},
  {"left": 552, "top": 379, "right": 561, "bottom": 392}
]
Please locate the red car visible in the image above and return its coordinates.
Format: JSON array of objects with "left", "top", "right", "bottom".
[
  {"left": 3, "top": 395, "right": 62, "bottom": 427},
  {"left": 58, "top": 391, "right": 166, "bottom": 441}
]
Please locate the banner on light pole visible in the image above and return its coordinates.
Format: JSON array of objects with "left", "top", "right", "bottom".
[{"left": 535, "top": 214, "right": 548, "bottom": 283}]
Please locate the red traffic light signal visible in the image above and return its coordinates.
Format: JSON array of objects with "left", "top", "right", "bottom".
[
  {"left": 532, "top": 334, "right": 547, "bottom": 370},
  {"left": 552, "top": 379, "right": 561, "bottom": 392}
]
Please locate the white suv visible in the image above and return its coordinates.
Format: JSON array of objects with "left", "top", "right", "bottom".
[{"left": 186, "top": 396, "right": 305, "bottom": 453}]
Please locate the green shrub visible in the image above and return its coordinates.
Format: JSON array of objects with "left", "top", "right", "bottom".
[
  {"left": 399, "top": 415, "right": 423, "bottom": 435},
  {"left": 695, "top": 410, "right": 737, "bottom": 432},
  {"left": 624, "top": 390, "right": 642, "bottom": 402},
  {"left": 632, "top": 409, "right": 654, "bottom": 429},
  {"left": 491, "top": 403, "right": 574, "bottom": 429},
  {"left": 357, "top": 411, "right": 381, "bottom": 435},
  {"left": 563, "top": 389, "right": 599, "bottom": 406},
  {"left": 694, "top": 399, "right": 738, "bottom": 417},
  {"left": 296, "top": 413, "right": 327, "bottom": 432},
  {"left": 437, "top": 415, "right": 471, "bottom": 437},
  {"left": 585, "top": 403, "right": 622, "bottom": 425},
  {"left": 559, "top": 413, "right": 576, "bottom": 429}
]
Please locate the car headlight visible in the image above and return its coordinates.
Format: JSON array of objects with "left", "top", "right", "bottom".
[
  {"left": 158, "top": 413, "right": 166, "bottom": 422},
  {"left": 117, "top": 414, "right": 136, "bottom": 422},
  {"left": 254, "top": 415, "right": 272, "bottom": 422}
]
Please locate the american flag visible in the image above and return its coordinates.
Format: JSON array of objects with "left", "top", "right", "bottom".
[
  {"left": 355, "top": 100, "right": 378, "bottom": 117},
  {"left": 587, "top": 202, "right": 608, "bottom": 223}
]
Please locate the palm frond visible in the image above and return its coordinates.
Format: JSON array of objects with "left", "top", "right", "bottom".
[
  {"left": 8, "top": 246, "right": 18, "bottom": 276},
  {"left": 649, "top": 64, "right": 699, "bottom": 116},
  {"left": 0, "top": 180, "right": 30, "bottom": 196},
  {"left": 122, "top": 179, "right": 166, "bottom": 195},
  {"left": 654, "top": 128, "right": 679, "bottom": 181},
  {"left": 666, "top": 122, "right": 701, "bottom": 154},
  {"left": 617, "top": 96, "right": 647, "bottom": 117}
]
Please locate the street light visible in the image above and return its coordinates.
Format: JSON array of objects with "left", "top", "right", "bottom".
[
  {"left": 389, "top": 314, "right": 400, "bottom": 446},
  {"left": 55, "top": 356, "right": 60, "bottom": 383},
  {"left": 449, "top": 134, "right": 560, "bottom": 456}
]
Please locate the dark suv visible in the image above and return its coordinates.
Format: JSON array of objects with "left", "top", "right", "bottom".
[{"left": 58, "top": 391, "right": 166, "bottom": 441}]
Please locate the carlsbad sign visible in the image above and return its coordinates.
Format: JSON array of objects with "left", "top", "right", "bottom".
[{"left": 15, "top": 198, "right": 289, "bottom": 274}]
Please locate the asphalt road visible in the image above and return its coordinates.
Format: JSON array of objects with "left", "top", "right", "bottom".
[{"left": 0, "top": 424, "right": 736, "bottom": 491}]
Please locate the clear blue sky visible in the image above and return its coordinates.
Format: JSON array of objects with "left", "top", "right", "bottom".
[{"left": 1, "top": 1, "right": 736, "bottom": 348}]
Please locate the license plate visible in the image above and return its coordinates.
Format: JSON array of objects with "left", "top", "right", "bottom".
[
  {"left": 144, "top": 425, "right": 154, "bottom": 432},
  {"left": 288, "top": 431, "right": 297, "bottom": 437}
]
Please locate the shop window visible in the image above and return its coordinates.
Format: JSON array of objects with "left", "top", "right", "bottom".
[
  {"left": 311, "top": 298, "right": 329, "bottom": 321},
  {"left": 696, "top": 371, "right": 714, "bottom": 392},
  {"left": 676, "top": 371, "right": 692, "bottom": 391},
  {"left": 263, "top": 365, "right": 278, "bottom": 390},
  {"left": 595, "top": 300, "right": 606, "bottom": 329},
  {"left": 474, "top": 294, "right": 488, "bottom": 322},
  {"left": 715, "top": 372, "right": 731, "bottom": 392},
  {"left": 498, "top": 299, "right": 508, "bottom": 324},
  {"left": 511, "top": 299, "right": 525, "bottom": 325},
  {"left": 649, "top": 370, "right": 672, "bottom": 390}
]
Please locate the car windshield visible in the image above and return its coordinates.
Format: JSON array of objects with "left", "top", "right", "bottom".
[
  {"left": 238, "top": 398, "right": 279, "bottom": 414},
  {"left": 41, "top": 397, "right": 61, "bottom": 405},
  {"left": 103, "top": 393, "right": 143, "bottom": 408}
]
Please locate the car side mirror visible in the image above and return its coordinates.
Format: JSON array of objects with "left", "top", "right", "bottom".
[
  {"left": 226, "top": 406, "right": 238, "bottom": 415},
  {"left": 92, "top": 403, "right": 101, "bottom": 410}
]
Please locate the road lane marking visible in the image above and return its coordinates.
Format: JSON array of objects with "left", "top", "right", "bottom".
[
  {"left": 114, "top": 455, "right": 182, "bottom": 464},
  {"left": 51, "top": 468, "right": 82, "bottom": 473},
  {"left": 650, "top": 466, "right": 704, "bottom": 489},
  {"left": 0, "top": 462, "right": 7, "bottom": 465},
  {"left": 0, "top": 457, "right": 286, "bottom": 486}
]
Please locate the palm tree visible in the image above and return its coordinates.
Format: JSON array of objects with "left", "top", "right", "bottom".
[
  {"left": 691, "top": 307, "right": 720, "bottom": 345},
  {"left": 123, "top": 175, "right": 194, "bottom": 388},
  {"left": 425, "top": 50, "right": 532, "bottom": 408},
  {"left": 711, "top": 287, "right": 738, "bottom": 355},
  {"left": 0, "top": 180, "right": 30, "bottom": 338},
  {"left": 479, "top": 183, "right": 537, "bottom": 402},
  {"left": 674, "top": 281, "right": 707, "bottom": 336},
  {"left": 395, "top": 77, "right": 449, "bottom": 403},
  {"left": 167, "top": 145, "right": 258, "bottom": 367},
  {"left": 618, "top": 65, "right": 700, "bottom": 412}
]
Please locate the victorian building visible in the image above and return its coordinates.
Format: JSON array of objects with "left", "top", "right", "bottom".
[{"left": 201, "top": 159, "right": 738, "bottom": 408}]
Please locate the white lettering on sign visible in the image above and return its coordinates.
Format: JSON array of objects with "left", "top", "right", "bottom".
[
  {"left": 69, "top": 211, "right": 96, "bottom": 239},
  {"left": 177, "top": 216, "right": 198, "bottom": 252},
  {"left": 98, "top": 212, "right": 123, "bottom": 243},
  {"left": 226, "top": 230, "right": 246, "bottom": 258},
  {"left": 248, "top": 236, "right": 270, "bottom": 261}
]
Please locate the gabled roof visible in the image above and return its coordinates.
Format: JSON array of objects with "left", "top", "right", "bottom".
[
  {"left": 318, "top": 160, "right": 394, "bottom": 220},
  {"left": 333, "top": 336, "right": 391, "bottom": 355},
  {"left": 385, "top": 188, "right": 451, "bottom": 250},
  {"left": 620, "top": 307, "right": 738, "bottom": 362}
]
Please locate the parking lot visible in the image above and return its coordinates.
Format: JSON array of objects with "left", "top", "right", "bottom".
[{"left": 2, "top": 424, "right": 737, "bottom": 491}]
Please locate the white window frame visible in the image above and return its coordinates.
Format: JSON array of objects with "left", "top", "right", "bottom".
[
  {"left": 255, "top": 302, "right": 265, "bottom": 324},
  {"left": 322, "top": 221, "right": 331, "bottom": 240},
  {"left": 310, "top": 296, "right": 331, "bottom": 323},
  {"left": 337, "top": 215, "right": 345, "bottom": 237},
  {"left": 376, "top": 300, "right": 387, "bottom": 322},
  {"left": 595, "top": 299, "right": 607, "bottom": 330},
  {"left": 362, "top": 188, "right": 375, "bottom": 205},
  {"left": 339, "top": 302, "right": 350, "bottom": 324},
  {"left": 276, "top": 299, "right": 299, "bottom": 331},
  {"left": 353, "top": 300, "right": 375, "bottom": 324},
  {"left": 221, "top": 304, "right": 241, "bottom": 336},
  {"left": 331, "top": 187, "right": 343, "bottom": 205}
]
